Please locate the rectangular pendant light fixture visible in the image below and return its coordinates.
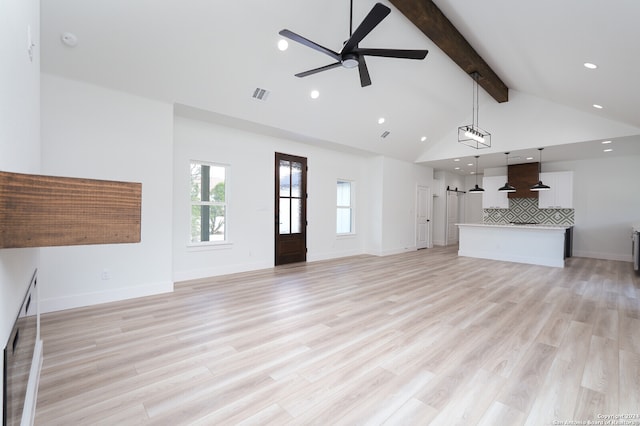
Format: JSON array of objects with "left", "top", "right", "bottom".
[{"left": 458, "top": 72, "right": 491, "bottom": 149}]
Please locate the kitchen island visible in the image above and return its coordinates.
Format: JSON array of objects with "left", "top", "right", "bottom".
[{"left": 456, "top": 223, "right": 571, "bottom": 268}]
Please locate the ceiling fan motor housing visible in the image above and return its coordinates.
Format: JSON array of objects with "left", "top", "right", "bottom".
[{"left": 341, "top": 53, "right": 359, "bottom": 68}]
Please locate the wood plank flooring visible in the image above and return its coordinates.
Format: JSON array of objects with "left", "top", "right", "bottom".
[{"left": 34, "top": 247, "right": 640, "bottom": 425}]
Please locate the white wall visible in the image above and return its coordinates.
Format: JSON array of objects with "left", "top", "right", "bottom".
[
  {"left": 544, "top": 154, "right": 640, "bottom": 261},
  {"left": 39, "top": 74, "right": 174, "bottom": 312},
  {"left": 0, "top": 0, "right": 41, "bottom": 417},
  {"left": 379, "top": 157, "right": 434, "bottom": 255},
  {"left": 172, "top": 115, "right": 436, "bottom": 280},
  {"left": 172, "top": 116, "right": 370, "bottom": 281},
  {"left": 363, "top": 156, "right": 384, "bottom": 255},
  {"left": 35, "top": 74, "right": 439, "bottom": 306}
]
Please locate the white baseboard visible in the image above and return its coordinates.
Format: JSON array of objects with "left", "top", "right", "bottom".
[
  {"left": 308, "top": 249, "right": 364, "bottom": 262},
  {"left": 40, "top": 281, "right": 174, "bottom": 313},
  {"left": 365, "top": 246, "right": 417, "bottom": 257},
  {"left": 572, "top": 250, "right": 632, "bottom": 262},
  {"left": 173, "top": 261, "right": 273, "bottom": 282},
  {"left": 381, "top": 246, "right": 417, "bottom": 256}
]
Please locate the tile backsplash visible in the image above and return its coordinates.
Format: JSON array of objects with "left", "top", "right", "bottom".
[{"left": 484, "top": 198, "right": 574, "bottom": 225}]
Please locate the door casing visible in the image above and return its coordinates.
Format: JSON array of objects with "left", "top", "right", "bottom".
[{"left": 274, "top": 152, "right": 307, "bottom": 265}]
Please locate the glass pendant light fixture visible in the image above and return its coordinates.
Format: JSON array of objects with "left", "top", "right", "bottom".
[
  {"left": 468, "top": 155, "right": 484, "bottom": 193},
  {"left": 530, "top": 148, "right": 551, "bottom": 191},
  {"left": 498, "top": 152, "right": 516, "bottom": 192}
]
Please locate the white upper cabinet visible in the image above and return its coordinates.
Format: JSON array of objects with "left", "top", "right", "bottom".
[
  {"left": 482, "top": 176, "right": 509, "bottom": 209},
  {"left": 538, "top": 171, "right": 573, "bottom": 209}
]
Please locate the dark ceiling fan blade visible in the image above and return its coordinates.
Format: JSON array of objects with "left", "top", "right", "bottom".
[
  {"left": 353, "top": 48, "right": 428, "bottom": 60},
  {"left": 279, "top": 29, "right": 341, "bottom": 61},
  {"left": 358, "top": 56, "right": 372, "bottom": 87},
  {"left": 341, "top": 3, "right": 391, "bottom": 53},
  {"left": 295, "top": 62, "right": 342, "bottom": 78}
]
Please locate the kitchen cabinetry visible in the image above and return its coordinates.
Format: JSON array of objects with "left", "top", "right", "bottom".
[
  {"left": 538, "top": 171, "right": 573, "bottom": 208},
  {"left": 482, "top": 176, "right": 509, "bottom": 209},
  {"left": 457, "top": 223, "right": 569, "bottom": 267}
]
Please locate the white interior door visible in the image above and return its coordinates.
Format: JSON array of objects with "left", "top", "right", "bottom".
[{"left": 416, "top": 185, "right": 431, "bottom": 249}]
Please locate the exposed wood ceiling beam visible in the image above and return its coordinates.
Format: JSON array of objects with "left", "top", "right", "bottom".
[{"left": 389, "top": 0, "right": 509, "bottom": 103}]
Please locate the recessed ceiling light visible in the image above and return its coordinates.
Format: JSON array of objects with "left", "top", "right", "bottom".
[
  {"left": 526, "top": 156, "right": 534, "bottom": 160},
  {"left": 603, "top": 148, "right": 613, "bottom": 152},
  {"left": 467, "top": 163, "right": 473, "bottom": 166},
  {"left": 420, "top": 136, "right": 427, "bottom": 142},
  {"left": 593, "top": 104, "right": 603, "bottom": 109},
  {"left": 277, "top": 39, "right": 289, "bottom": 51},
  {"left": 310, "top": 90, "right": 319, "bottom": 99},
  {"left": 454, "top": 167, "right": 460, "bottom": 170},
  {"left": 584, "top": 62, "right": 598, "bottom": 69},
  {"left": 378, "top": 117, "right": 385, "bottom": 124},
  {"left": 601, "top": 140, "right": 612, "bottom": 144},
  {"left": 453, "top": 158, "right": 460, "bottom": 162},
  {"left": 470, "top": 171, "right": 475, "bottom": 175}
]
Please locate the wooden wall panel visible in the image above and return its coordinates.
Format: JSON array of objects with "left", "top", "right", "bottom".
[
  {"left": 508, "top": 163, "right": 539, "bottom": 199},
  {"left": 0, "top": 171, "right": 141, "bottom": 248}
]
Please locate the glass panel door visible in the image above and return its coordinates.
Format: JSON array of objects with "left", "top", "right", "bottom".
[{"left": 275, "top": 153, "right": 307, "bottom": 265}]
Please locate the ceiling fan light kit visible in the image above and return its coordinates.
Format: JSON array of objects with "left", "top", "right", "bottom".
[
  {"left": 458, "top": 71, "right": 491, "bottom": 149},
  {"left": 278, "top": 1, "right": 428, "bottom": 88}
]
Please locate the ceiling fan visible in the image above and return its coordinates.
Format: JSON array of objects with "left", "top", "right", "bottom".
[{"left": 279, "top": 1, "right": 429, "bottom": 87}]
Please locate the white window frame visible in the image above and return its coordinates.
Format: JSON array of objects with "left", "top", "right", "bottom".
[
  {"left": 336, "top": 179, "right": 355, "bottom": 235},
  {"left": 188, "top": 160, "right": 230, "bottom": 247}
]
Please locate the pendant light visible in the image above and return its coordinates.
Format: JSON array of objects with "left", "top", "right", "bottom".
[
  {"left": 530, "top": 148, "right": 551, "bottom": 191},
  {"left": 457, "top": 72, "right": 491, "bottom": 149},
  {"left": 498, "top": 152, "right": 516, "bottom": 192},
  {"left": 468, "top": 155, "right": 484, "bottom": 193}
]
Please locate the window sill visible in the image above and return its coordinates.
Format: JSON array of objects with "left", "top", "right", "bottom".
[
  {"left": 336, "top": 233, "right": 357, "bottom": 239},
  {"left": 187, "top": 241, "right": 233, "bottom": 251}
]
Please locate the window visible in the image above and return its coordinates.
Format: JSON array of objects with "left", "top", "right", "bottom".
[
  {"left": 337, "top": 180, "right": 353, "bottom": 234},
  {"left": 190, "top": 161, "right": 227, "bottom": 244}
]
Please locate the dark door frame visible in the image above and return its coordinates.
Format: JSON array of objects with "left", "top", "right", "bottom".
[{"left": 274, "top": 152, "right": 307, "bottom": 266}]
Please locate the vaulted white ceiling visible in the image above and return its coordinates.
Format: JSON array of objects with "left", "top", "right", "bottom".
[{"left": 40, "top": 0, "right": 640, "bottom": 173}]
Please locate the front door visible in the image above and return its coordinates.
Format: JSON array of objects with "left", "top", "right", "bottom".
[{"left": 275, "top": 152, "right": 307, "bottom": 265}]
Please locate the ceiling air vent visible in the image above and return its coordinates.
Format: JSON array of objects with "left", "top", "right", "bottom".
[
  {"left": 381, "top": 131, "right": 390, "bottom": 138},
  {"left": 252, "top": 88, "right": 270, "bottom": 101}
]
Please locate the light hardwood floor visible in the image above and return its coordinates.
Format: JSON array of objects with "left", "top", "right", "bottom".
[{"left": 35, "top": 247, "right": 640, "bottom": 425}]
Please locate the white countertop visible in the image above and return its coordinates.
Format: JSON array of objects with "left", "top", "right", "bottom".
[{"left": 456, "top": 223, "right": 571, "bottom": 230}]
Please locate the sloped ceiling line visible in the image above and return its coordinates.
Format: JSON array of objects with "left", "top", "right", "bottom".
[{"left": 389, "top": 0, "right": 509, "bottom": 103}]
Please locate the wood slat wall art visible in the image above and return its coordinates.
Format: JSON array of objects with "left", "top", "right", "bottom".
[
  {"left": 508, "top": 163, "right": 539, "bottom": 199},
  {"left": 0, "top": 171, "right": 141, "bottom": 248}
]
